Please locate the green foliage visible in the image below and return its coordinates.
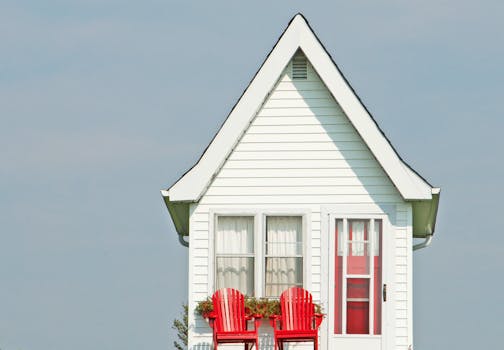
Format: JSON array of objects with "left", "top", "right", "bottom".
[
  {"left": 195, "top": 296, "right": 322, "bottom": 318},
  {"left": 172, "top": 304, "right": 188, "bottom": 350},
  {"left": 245, "top": 297, "right": 280, "bottom": 318},
  {"left": 194, "top": 297, "right": 213, "bottom": 317}
]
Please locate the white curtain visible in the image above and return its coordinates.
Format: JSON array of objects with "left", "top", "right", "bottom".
[
  {"left": 215, "top": 216, "right": 254, "bottom": 295},
  {"left": 350, "top": 221, "right": 366, "bottom": 256},
  {"left": 340, "top": 220, "right": 381, "bottom": 257},
  {"left": 265, "top": 216, "right": 302, "bottom": 297}
]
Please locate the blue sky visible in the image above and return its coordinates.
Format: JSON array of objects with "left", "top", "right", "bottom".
[{"left": 1, "top": 1, "right": 503, "bottom": 349}]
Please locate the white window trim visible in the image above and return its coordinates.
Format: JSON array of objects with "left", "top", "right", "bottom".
[{"left": 208, "top": 208, "right": 311, "bottom": 298}]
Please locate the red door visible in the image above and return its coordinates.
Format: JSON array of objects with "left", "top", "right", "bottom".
[{"left": 334, "top": 219, "right": 382, "bottom": 335}]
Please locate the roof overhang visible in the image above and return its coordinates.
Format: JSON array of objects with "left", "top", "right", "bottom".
[
  {"left": 164, "top": 14, "right": 434, "bottom": 203},
  {"left": 162, "top": 189, "right": 441, "bottom": 242},
  {"left": 162, "top": 191, "right": 190, "bottom": 243}
]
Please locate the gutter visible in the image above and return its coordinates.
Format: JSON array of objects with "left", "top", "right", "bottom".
[
  {"left": 411, "top": 188, "right": 440, "bottom": 251},
  {"left": 161, "top": 190, "right": 191, "bottom": 248}
]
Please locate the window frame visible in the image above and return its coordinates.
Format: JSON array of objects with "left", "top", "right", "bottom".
[
  {"left": 214, "top": 215, "right": 256, "bottom": 295},
  {"left": 209, "top": 209, "right": 311, "bottom": 298}
]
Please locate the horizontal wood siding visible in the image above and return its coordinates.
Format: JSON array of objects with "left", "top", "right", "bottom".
[
  {"left": 394, "top": 203, "right": 412, "bottom": 350},
  {"left": 188, "top": 59, "right": 409, "bottom": 350}
]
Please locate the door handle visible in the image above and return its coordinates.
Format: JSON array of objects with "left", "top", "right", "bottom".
[{"left": 383, "top": 284, "right": 387, "bottom": 302}]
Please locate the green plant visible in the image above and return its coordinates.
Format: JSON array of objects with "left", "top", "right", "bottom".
[
  {"left": 195, "top": 298, "right": 213, "bottom": 317},
  {"left": 245, "top": 298, "right": 280, "bottom": 317},
  {"left": 172, "top": 303, "right": 188, "bottom": 350},
  {"left": 196, "top": 296, "right": 322, "bottom": 318}
]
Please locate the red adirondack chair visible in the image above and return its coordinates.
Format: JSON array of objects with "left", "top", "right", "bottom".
[
  {"left": 269, "top": 287, "right": 324, "bottom": 350},
  {"left": 207, "top": 288, "right": 261, "bottom": 350}
]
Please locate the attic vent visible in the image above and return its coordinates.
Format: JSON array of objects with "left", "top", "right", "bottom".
[{"left": 292, "top": 56, "right": 307, "bottom": 80}]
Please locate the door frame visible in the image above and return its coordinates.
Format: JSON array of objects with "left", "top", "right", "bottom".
[{"left": 320, "top": 204, "right": 395, "bottom": 350}]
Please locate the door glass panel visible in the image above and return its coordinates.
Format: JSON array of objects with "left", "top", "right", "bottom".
[
  {"left": 347, "top": 220, "right": 370, "bottom": 275},
  {"left": 347, "top": 278, "right": 369, "bottom": 334}
]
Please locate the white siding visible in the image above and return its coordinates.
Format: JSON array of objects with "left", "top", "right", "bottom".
[{"left": 187, "top": 58, "right": 412, "bottom": 350}]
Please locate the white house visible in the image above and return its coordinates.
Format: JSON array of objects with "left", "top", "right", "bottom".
[{"left": 162, "top": 14, "right": 440, "bottom": 350}]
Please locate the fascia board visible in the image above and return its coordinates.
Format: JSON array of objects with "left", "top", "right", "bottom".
[{"left": 168, "top": 14, "right": 432, "bottom": 202}]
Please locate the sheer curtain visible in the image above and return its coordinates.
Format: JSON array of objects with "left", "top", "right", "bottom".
[
  {"left": 215, "top": 216, "right": 254, "bottom": 295},
  {"left": 350, "top": 220, "right": 366, "bottom": 256},
  {"left": 265, "top": 216, "right": 303, "bottom": 297},
  {"left": 349, "top": 220, "right": 380, "bottom": 256}
]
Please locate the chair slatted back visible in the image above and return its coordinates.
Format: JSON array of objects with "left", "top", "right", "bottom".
[
  {"left": 212, "top": 288, "right": 246, "bottom": 332},
  {"left": 280, "top": 287, "right": 314, "bottom": 331}
]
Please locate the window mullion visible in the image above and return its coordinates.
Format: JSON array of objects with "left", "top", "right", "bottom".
[
  {"left": 369, "top": 219, "right": 375, "bottom": 335},
  {"left": 342, "top": 218, "right": 348, "bottom": 335},
  {"left": 255, "top": 214, "right": 262, "bottom": 298}
]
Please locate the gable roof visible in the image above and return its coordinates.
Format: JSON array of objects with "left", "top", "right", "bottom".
[{"left": 161, "top": 14, "right": 440, "bottom": 241}]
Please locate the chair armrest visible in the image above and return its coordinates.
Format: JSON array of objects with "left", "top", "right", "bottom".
[
  {"left": 314, "top": 313, "right": 324, "bottom": 329},
  {"left": 252, "top": 314, "right": 262, "bottom": 331},
  {"left": 206, "top": 312, "right": 217, "bottom": 329},
  {"left": 244, "top": 314, "right": 262, "bottom": 330},
  {"left": 269, "top": 315, "right": 280, "bottom": 330}
]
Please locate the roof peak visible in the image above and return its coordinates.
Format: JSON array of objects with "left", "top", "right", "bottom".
[{"left": 164, "top": 14, "right": 434, "bottom": 202}]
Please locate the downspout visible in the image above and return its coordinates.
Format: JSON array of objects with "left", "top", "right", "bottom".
[
  {"left": 413, "top": 234, "right": 433, "bottom": 251},
  {"left": 178, "top": 234, "right": 189, "bottom": 247}
]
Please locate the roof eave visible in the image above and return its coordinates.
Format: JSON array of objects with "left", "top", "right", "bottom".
[{"left": 161, "top": 191, "right": 191, "bottom": 246}]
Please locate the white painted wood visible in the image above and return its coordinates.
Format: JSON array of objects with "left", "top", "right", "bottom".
[
  {"left": 406, "top": 203, "right": 414, "bottom": 349},
  {"left": 247, "top": 123, "right": 356, "bottom": 134},
  {"left": 264, "top": 97, "right": 337, "bottom": 108},
  {"left": 252, "top": 115, "right": 348, "bottom": 125},
  {"left": 221, "top": 159, "right": 380, "bottom": 169},
  {"left": 228, "top": 149, "right": 373, "bottom": 160},
  {"left": 269, "top": 89, "right": 333, "bottom": 99},
  {"left": 206, "top": 185, "right": 398, "bottom": 196},
  {"left": 235, "top": 141, "right": 368, "bottom": 152},
  {"left": 217, "top": 168, "right": 389, "bottom": 179},
  {"left": 212, "top": 176, "right": 392, "bottom": 187},
  {"left": 199, "top": 195, "right": 402, "bottom": 205},
  {"left": 258, "top": 107, "right": 345, "bottom": 117}
]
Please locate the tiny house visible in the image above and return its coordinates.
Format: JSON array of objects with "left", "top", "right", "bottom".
[{"left": 162, "top": 14, "right": 440, "bottom": 350}]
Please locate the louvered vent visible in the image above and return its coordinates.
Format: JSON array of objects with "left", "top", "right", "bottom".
[{"left": 292, "top": 56, "right": 307, "bottom": 80}]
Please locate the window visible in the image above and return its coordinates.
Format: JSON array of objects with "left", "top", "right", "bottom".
[
  {"left": 214, "top": 214, "right": 305, "bottom": 298},
  {"left": 265, "top": 216, "right": 303, "bottom": 297},
  {"left": 215, "top": 216, "right": 255, "bottom": 296},
  {"left": 334, "top": 218, "right": 382, "bottom": 335}
]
